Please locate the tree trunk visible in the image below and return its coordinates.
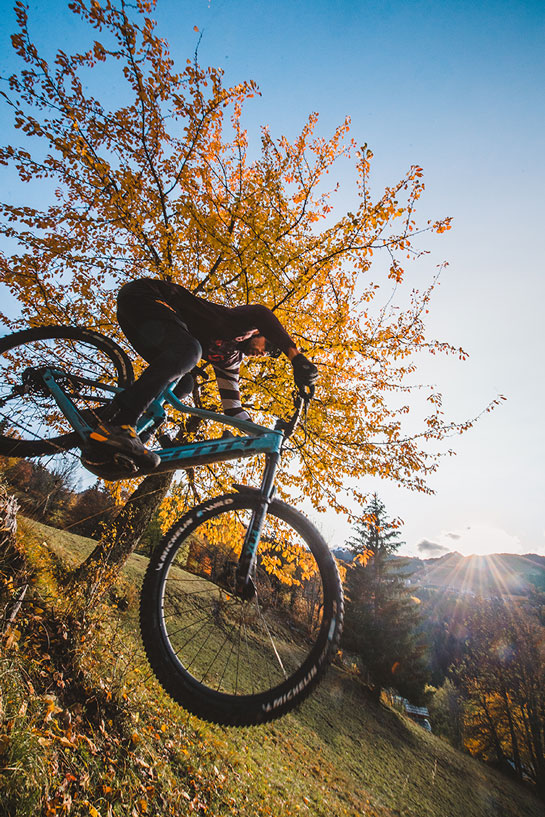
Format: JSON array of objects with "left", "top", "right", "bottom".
[
  {"left": 500, "top": 682, "right": 523, "bottom": 780},
  {"left": 72, "top": 469, "right": 173, "bottom": 593},
  {"left": 480, "top": 695, "right": 506, "bottom": 764}
]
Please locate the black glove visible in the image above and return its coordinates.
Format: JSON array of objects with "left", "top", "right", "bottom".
[{"left": 291, "top": 353, "right": 318, "bottom": 398}]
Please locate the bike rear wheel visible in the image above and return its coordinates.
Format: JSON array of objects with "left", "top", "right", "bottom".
[
  {"left": 140, "top": 492, "right": 343, "bottom": 726},
  {"left": 0, "top": 326, "right": 134, "bottom": 457}
]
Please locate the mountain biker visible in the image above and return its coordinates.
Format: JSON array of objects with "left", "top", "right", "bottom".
[{"left": 82, "top": 278, "right": 318, "bottom": 472}]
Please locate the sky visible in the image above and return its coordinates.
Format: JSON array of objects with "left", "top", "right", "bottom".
[{"left": 0, "top": 0, "right": 544, "bottom": 558}]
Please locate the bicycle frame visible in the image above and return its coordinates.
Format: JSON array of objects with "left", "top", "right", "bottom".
[
  {"left": 42, "top": 366, "right": 301, "bottom": 595},
  {"left": 42, "top": 369, "right": 285, "bottom": 470}
]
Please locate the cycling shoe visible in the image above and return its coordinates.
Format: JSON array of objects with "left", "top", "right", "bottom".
[{"left": 85, "top": 422, "right": 160, "bottom": 471}]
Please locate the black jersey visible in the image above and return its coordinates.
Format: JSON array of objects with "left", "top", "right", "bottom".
[
  {"left": 118, "top": 278, "right": 296, "bottom": 420},
  {"left": 119, "top": 279, "right": 295, "bottom": 356}
]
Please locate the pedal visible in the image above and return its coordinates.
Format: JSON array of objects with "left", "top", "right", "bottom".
[{"left": 81, "top": 450, "right": 141, "bottom": 481}]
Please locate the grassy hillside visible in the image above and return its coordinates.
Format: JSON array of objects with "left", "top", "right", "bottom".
[{"left": 1, "top": 517, "right": 543, "bottom": 817}]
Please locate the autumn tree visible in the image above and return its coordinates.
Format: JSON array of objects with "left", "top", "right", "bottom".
[
  {"left": 452, "top": 599, "right": 545, "bottom": 797},
  {"left": 1, "top": 456, "right": 76, "bottom": 527},
  {"left": 342, "top": 494, "right": 429, "bottom": 702},
  {"left": 0, "top": 0, "right": 499, "bottom": 590},
  {"left": 67, "top": 483, "right": 116, "bottom": 539}
]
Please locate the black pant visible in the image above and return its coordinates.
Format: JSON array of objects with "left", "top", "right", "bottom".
[{"left": 112, "top": 282, "right": 202, "bottom": 426}]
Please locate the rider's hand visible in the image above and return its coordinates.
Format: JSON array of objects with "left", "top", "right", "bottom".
[{"left": 291, "top": 353, "right": 318, "bottom": 398}]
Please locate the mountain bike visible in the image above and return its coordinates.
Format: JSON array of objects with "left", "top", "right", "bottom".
[{"left": 0, "top": 325, "right": 343, "bottom": 725}]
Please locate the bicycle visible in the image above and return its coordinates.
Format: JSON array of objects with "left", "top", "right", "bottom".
[{"left": 0, "top": 324, "right": 343, "bottom": 725}]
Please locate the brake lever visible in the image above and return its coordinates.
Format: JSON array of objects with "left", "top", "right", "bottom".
[{"left": 275, "top": 392, "right": 308, "bottom": 438}]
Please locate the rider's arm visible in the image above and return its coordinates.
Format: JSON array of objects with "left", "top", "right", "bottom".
[
  {"left": 212, "top": 361, "right": 251, "bottom": 421},
  {"left": 231, "top": 306, "right": 318, "bottom": 395},
  {"left": 228, "top": 305, "right": 297, "bottom": 357}
]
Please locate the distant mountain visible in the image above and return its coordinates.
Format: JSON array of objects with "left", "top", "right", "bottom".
[
  {"left": 332, "top": 548, "right": 354, "bottom": 563},
  {"left": 399, "top": 552, "right": 545, "bottom": 596},
  {"left": 335, "top": 548, "right": 545, "bottom": 596}
]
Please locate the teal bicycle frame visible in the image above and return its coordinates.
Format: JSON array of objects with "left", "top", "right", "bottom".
[{"left": 41, "top": 367, "right": 302, "bottom": 596}]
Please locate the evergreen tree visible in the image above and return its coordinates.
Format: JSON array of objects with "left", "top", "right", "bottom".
[
  {"left": 342, "top": 494, "right": 429, "bottom": 702},
  {"left": 137, "top": 510, "right": 164, "bottom": 557},
  {"left": 428, "top": 679, "right": 466, "bottom": 749}
]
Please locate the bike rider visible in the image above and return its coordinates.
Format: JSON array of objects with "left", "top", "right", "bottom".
[{"left": 82, "top": 278, "right": 318, "bottom": 472}]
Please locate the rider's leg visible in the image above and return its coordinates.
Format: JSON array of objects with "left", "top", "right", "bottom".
[
  {"left": 112, "top": 291, "right": 202, "bottom": 423},
  {"left": 84, "top": 293, "right": 202, "bottom": 469}
]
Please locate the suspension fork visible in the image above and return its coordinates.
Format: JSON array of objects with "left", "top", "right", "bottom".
[{"left": 235, "top": 451, "right": 281, "bottom": 599}]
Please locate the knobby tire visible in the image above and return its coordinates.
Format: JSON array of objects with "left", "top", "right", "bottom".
[
  {"left": 140, "top": 492, "right": 343, "bottom": 726},
  {"left": 0, "top": 325, "right": 134, "bottom": 457}
]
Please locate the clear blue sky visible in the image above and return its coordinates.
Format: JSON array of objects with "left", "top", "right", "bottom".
[{"left": 1, "top": 0, "right": 544, "bottom": 557}]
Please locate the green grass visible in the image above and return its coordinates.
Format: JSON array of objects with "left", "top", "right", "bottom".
[
  {"left": 158, "top": 544, "right": 322, "bottom": 699},
  {"left": 1, "top": 516, "right": 543, "bottom": 817}
]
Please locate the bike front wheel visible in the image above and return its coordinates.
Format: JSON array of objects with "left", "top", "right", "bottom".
[
  {"left": 140, "top": 492, "right": 343, "bottom": 726},
  {"left": 0, "top": 325, "right": 134, "bottom": 457}
]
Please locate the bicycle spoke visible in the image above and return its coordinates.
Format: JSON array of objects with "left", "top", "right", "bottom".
[
  {"left": 241, "top": 606, "right": 257, "bottom": 694},
  {"left": 254, "top": 591, "right": 288, "bottom": 679},
  {"left": 198, "top": 624, "right": 236, "bottom": 688},
  {"left": 177, "top": 620, "right": 217, "bottom": 677},
  {"left": 0, "top": 407, "right": 70, "bottom": 453},
  {"left": 162, "top": 611, "right": 219, "bottom": 640},
  {"left": 0, "top": 329, "right": 131, "bottom": 453},
  {"left": 156, "top": 502, "right": 327, "bottom": 699}
]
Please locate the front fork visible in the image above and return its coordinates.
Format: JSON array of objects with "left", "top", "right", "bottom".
[{"left": 235, "top": 451, "right": 281, "bottom": 599}]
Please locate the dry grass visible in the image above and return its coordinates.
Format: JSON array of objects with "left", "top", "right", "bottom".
[{"left": 0, "top": 517, "right": 542, "bottom": 817}]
